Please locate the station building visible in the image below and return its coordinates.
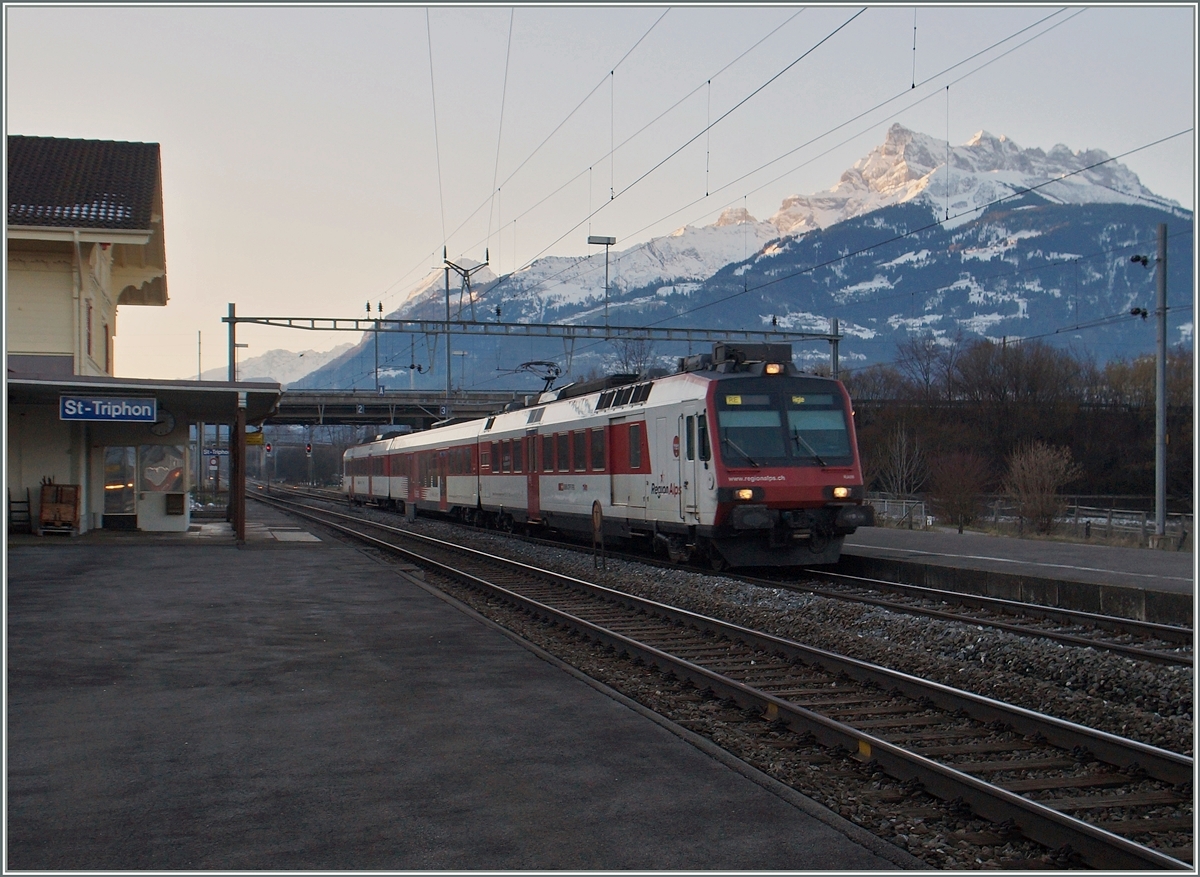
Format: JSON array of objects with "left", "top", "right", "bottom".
[{"left": 6, "top": 134, "right": 280, "bottom": 534}]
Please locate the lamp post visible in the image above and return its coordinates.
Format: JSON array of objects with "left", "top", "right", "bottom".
[
  {"left": 1131, "top": 222, "right": 1168, "bottom": 539},
  {"left": 588, "top": 235, "right": 616, "bottom": 336}
]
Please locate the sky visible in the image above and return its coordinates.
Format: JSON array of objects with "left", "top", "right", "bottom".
[{"left": 5, "top": 3, "right": 1196, "bottom": 381}]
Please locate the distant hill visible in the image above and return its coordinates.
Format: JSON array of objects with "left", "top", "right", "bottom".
[
  {"left": 293, "top": 124, "right": 1192, "bottom": 392},
  {"left": 199, "top": 343, "right": 354, "bottom": 387}
]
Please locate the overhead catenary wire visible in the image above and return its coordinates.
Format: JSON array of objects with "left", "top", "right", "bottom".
[
  {"left": 372, "top": 7, "right": 671, "bottom": 310},
  {"left": 487, "top": 8, "right": 516, "bottom": 265},
  {"left": 477, "top": 7, "right": 1085, "bottom": 306},
  {"left": 426, "top": 9, "right": 447, "bottom": 250},
  {"left": 377, "top": 6, "right": 1075, "bottom": 312},
  {"left": 350, "top": 7, "right": 1180, "bottom": 391}
]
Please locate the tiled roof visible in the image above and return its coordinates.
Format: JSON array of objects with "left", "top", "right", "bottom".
[{"left": 7, "top": 135, "right": 160, "bottom": 230}]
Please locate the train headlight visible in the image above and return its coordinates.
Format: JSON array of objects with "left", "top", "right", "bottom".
[
  {"left": 734, "top": 488, "right": 755, "bottom": 501},
  {"left": 832, "top": 486, "right": 851, "bottom": 499},
  {"left": 764, "top": 362, "right": 783, "bottom": 375}
]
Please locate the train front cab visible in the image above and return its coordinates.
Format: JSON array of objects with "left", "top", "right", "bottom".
[{"left": 700, "top": 364, "right": 873, "bottom": 568}]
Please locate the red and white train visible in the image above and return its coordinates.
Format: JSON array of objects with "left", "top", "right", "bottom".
[{"left": 343, "top": 342, "right": 873, "bottom": 568}]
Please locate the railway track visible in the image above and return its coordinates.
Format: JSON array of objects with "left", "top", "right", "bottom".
[
  {"left": 258, "top": 491, "right": 1193, "bottom": 869},
  {"left": 263, "top": 482, "right": 1194, "bottom": 667}
]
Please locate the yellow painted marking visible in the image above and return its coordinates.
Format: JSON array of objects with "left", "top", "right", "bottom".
[{"left": 858, "top": 740, "right": 871, "bottom": 758}]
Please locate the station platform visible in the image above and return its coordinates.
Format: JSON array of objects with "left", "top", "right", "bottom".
[
  {"left": 6, "top": 501, "right": 917, "bottom": 871},
  {"left": 840, "top": 525, "right": 1194, "bottom": 627}
]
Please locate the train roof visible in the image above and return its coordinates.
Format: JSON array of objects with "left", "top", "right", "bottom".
[{"left": 345, "top": 342, "right": 841, "bottom": 454}]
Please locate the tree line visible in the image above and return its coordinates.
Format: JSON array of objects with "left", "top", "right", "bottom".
[{"left": 840, "top": 336, "right": 1193, "bottom": 531}]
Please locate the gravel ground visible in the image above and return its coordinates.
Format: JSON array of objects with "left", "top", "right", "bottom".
[
  {"left": 316, "top": 503, "right": 1194, "bottom": 868},
  {"left": 390, "top": 515, "right": 1193, "bottom": 757}
]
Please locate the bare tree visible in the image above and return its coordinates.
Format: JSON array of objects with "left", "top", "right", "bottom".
[
  {"left": 842, "top": 363, "right": 907, "bottom": 402},
  {"left": 927, "top": 451, "right": 992, "bottom": 533},
  {"left": 875, "top": 423, "right": 928, "bottom": 498},
  {"left": 896, "top": 333, "right": 946, "bottom": 401},
  {"left": 609, "top": 337, "right": 657, "bottom": 376},
  {"left": 1002, "top": 441, "right": 1082, "bottom": 535}
]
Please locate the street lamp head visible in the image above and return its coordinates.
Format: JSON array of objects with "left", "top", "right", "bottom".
[
  {"left": 587, "top": 235, "right": 616, "bottom": 246},
  {"left": 1131, "top": 254, "right": 1151, "bottom": 268}
]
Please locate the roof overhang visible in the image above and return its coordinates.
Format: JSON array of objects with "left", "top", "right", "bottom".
[
  {"left": 7, "top": 373, "right": 283, "bottom": 424},
  {"left": 7, "top": 225, "right": 153, "bottom": 245}
]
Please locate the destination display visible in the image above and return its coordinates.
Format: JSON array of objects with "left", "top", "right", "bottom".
[{"left": 60, "top": 396, "right": 157, "bottom": 422}]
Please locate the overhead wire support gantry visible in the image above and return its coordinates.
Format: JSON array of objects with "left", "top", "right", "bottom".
[{"left": 223, "top": 305, "right": 847, "bottom": 380}]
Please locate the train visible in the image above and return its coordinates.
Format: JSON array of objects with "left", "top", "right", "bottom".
[{"left": 343, "top": 342, "right": 873, "bottom": 568}]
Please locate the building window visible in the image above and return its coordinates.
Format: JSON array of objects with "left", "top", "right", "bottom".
[{"left": 86, "top": 301, "right": 93, "bottom": 356}]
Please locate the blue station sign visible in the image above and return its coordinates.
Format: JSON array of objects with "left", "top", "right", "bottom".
[{"left": 60, "top": 396, "right": 157, "bottom": 423}]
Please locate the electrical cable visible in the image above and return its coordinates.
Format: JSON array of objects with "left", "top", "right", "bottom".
[{"left": 476, "top": 7, "right": 1081, "bottom": 305}]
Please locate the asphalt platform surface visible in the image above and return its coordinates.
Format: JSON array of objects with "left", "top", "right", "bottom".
[
  {"left": 843, "top": 525, "right": 1193, "bottom": 595},
  {"left": 6, "top": 504, "right": 916, "bottom": 871}
]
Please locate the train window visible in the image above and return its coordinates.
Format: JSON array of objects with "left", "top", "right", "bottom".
[
  {"left": 633, "top": 383, "right": 652, "bottom": 403},
  {"left": 615, "top": 386, "right": 633, "bottom": 407},
  {"left": 590, "top": 428, "right": 605, "bottom": 471},
  {"left": 527, "top": 408, "right": 544, "bottom": 424},
  {"left": 629, "top": 423, "right": 642, "bottom": 469},
  {"left": 698, "top": 414, "right": 711, "bottom": 462},
  {"left": 685, "top": 416, "right": 695, "bottom": 461},
  {"left": 480, "top": 446, "right": 490, "bottom": 470},
  {"left": 501, "top": 440, "right": 512, "bottom": 473},
  {"left": 786, "top": 409, "right": 851, "bottom": 458},
  {"left": 572, "top": 431, "right": 587, "bottom": 471},
  {"left": 542, "top": 434, "right": 554, "bottom": 472},
  {"left": 484, "top": 417, "right": 496, "bottom": 431},
  {"left": 596, "top": 391, "right": 614, "bottom": 410},
  {"left": 557, "top": 433, "right": 569, "bottom": 471},
  {"left": 491, "top": 442, "right": 500, "bottom": 472},
  {"left": 513, "top": 438, "right": 523, "bottom": 473}
]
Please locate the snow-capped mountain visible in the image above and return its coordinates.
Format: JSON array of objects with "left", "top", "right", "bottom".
[
  {"left": 295, "top": 125, "right": 1191, "bottom": 392},
  {"left": 768, "top": 124, "right": 1181, "bottom": 235},
  {"left": 199, "top": 343, "right": 353, "bottom": 387}
]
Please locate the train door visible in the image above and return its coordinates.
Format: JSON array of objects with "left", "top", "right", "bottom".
[
  {"left": 525, "top": 429, "right": 541, "bottom": 522},
  {"left": 438, "top": 449, "right": 449, "bottom": 511},
  {"left": 678, "top": 413, "right": 695, "bottom": 519}
]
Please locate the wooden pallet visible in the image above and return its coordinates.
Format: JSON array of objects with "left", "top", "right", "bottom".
[{"left": 38, "top": 484, "right": 80, "bottom": 536}]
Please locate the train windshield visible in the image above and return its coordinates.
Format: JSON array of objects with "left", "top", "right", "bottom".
[{"left": 712, "top": 378, "right": 852, "bottom": 468}]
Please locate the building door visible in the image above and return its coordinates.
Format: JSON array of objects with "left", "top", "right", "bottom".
[{"left": 103, "top": 446, "right": 137, "bottom": 529}]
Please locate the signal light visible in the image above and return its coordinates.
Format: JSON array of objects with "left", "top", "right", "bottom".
[
  {"left": 306, "top": 443, "right": 312, "bottom": 457},
  {"left": 266, "top": 443, "right": 272, "bottom": 454}
]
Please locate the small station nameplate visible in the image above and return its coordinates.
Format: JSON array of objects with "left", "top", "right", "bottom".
[{"left": 60, "top": 396, "right": 156, "bottom": 422}]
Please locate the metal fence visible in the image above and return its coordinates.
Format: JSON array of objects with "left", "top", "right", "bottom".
[
  {"left": 866, "top": 495, "right": 1191, "bottom": 550},
  {"left": 866, "top": 496, "right": 929, "bottom": 529}
]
